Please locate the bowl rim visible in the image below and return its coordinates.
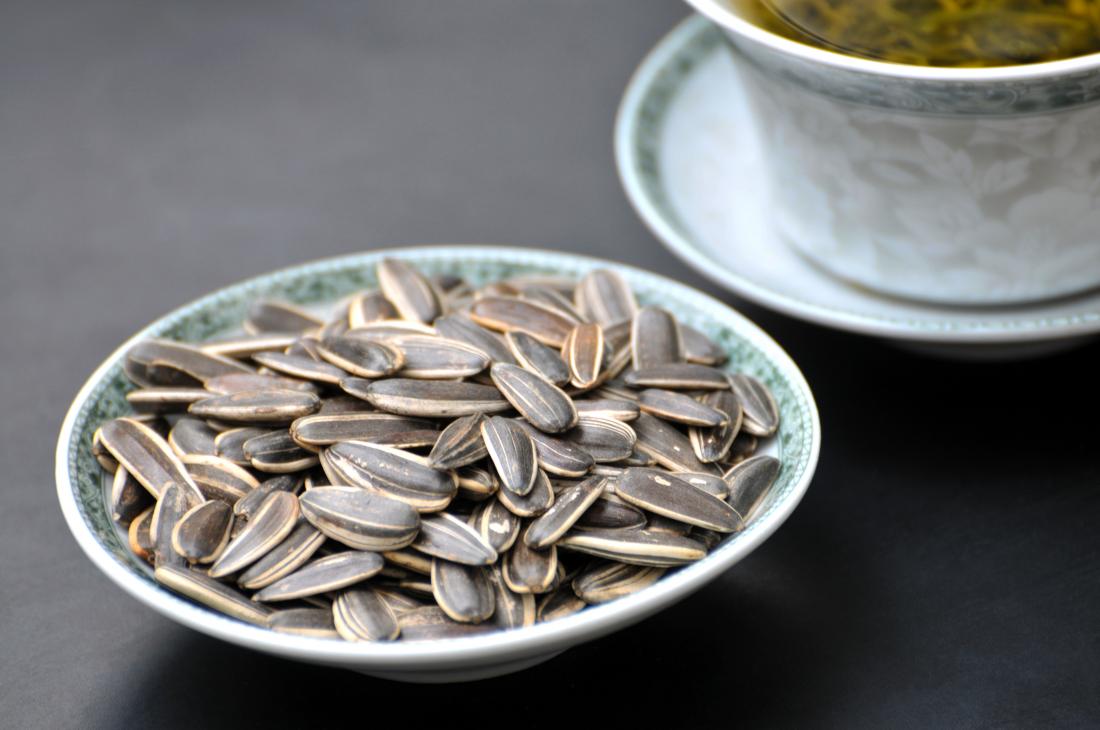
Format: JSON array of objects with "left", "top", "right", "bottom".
[
  {"left": 685, "top": 0, "right": 1100, "bottom": 83},
  {"left": 55, "top": 244, "right": 820, "bottom": 669},
  {"left": 614, "top": 16, "right": 1100, "bottom": 346}
]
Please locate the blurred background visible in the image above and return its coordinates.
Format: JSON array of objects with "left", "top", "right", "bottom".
[{"left": 2, "top": 1, "right": 1098, "bottom": 727}]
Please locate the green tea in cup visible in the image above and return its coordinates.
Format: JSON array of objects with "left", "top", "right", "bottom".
[{"left": 727, "top": 0, "right": 1100, "bottom": 66}]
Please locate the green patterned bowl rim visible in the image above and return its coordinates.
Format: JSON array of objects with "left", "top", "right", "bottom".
[
  {"left": 55, "top": 245, "right": 820, "bottom": 671},
  {"left": 615, "top": 15, "right": 1100, "bottom": 345}
]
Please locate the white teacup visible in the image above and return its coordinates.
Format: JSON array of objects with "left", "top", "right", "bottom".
[{"left": 686, "top": 0, "right": 1100, "bottom": 305}]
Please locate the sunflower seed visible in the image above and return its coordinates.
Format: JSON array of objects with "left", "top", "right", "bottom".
[
  {"left": 348, "top": 378, "right": 510, "bottom": 417},
  {"left": 412, "top": 513, "right": 497, "bottom": 566},
  {"left": 681, "top": 325, "right": 727, "bottom": 366},
  {"left": 624, "top": 364, "right": 729, "bottom": 391},
  {"left": 574, "top": 269, "right": 637, "bottom": 326},
  {"left": 244, "top": 300, "right": 323, "bottom": 334},
  {"left": 632, "top": 413, "right": 719, "bottom": 474},
  {"left": 480, "top": 416, "right": 539, "bottom": 497},
  {"left": 346, "top": 321, "right": 438, "bottom": 340},
  {"left": 254, "top": 551, "right": 384, "bottom": 602},
  {"left": 537, "top": 586, "right": 586, "bottom": 622},
  {"left": 574, "top": 399, "right": 640, "bottom": 422},
  {"left": 110, "top": 466, "right": 152, "bottom": 525},
  {"left": 427, "top": 414, "right": 488, "bottom": 470},
  {"left": 332, "top": 588, "right": 401, "bottom": 641},
  {"left": 631, "top": 307, "right": 683, "bottom": 369},
  {"left": 434, "top": 314, "right": 517, "bottom": 365},
  {"left": 210, "top": 491, "right": 299, "bottom": 578},
  {"left": 252, "top": 352, "right": 348, "bottom": 385},
  {"left": 167, "top": 418, "right": 219, "bottom": 459},
  {"left": 205, "top": 372, "right": 318, "bottom": 395},
  {"left": 242, "top": 431, "right": 318, "bottom": 473},
  {"left": 99, "top": 418, "right": 204, "bottom": 503},
  {"left": 202, "top": 333, "right": 300, "bottom": 359},
  {"left": 267, "top": 607, "right": 339, "bottom": 638},
  {"left": 299, "top": 486, "right": 420, "bottom": 551},
  {"left": 510, "top": 420, "right": 594, "bottom": 477},
  {"left": 348, "top": 290, "right": 398, "bottom": 328},
  {"left": 490, "top": 363, "right": 577, "bottom": 434},
  {"left": 728, "top": 374, "right": 779, "bottom": 437},
  {"left": 724, "top": 455, "right": 780, "bottom": 522},
  {"left": 505, "top": 331, "right": 570, "bottom": 385},
  {"left": 496, "top": 468, "right": 555, "bottom": 517},
  {"left": 183, "top": 454, "right": 260, "bottom": 503},
  {"left": 126, "top": 340, "right": 253, "bottom": 387},
  {"left": 688, "top": 393, "right": 740, "bottom": 464},
  {"left": 189, "top": 389, "right": 321, "bottom": 425},
  {"left": 468, "top": 297, "right": 575, "bottom": 347},
  {"left": 171, "top": 500, "right": 234, "bottom": 564},
  {"left": 572, "top": 562, "right": 664, "bottom": 604},
  {"left": 237, "top": 521, "right": 326, "bottom": 590},
  {"left": 488, "top": 567, "right": 536, "bottom": 629},
  {"left": 616, "top": 468, "right": 741, "bottom": 533},
  {"left": 562, "top": 323, "right": 604, "bottom": 390},
  {"left": 214, "top": 427, "right": 272, "bottom": 467},
  {"left": 326, "top": 441, "right": 456, "bottom": 512},
  {"left": 377, "top": 258, "right": 443, "bottom": 324},
  {"left": 573, "top": 492, "right": 645, "bottom": 530},
  {"left": 524, "top": 476, "right": 605, "bottom": 549},
  {"left": 291, "top": 413, "right": 439, "bottom": 449},
  {"left": 431, "top": 560, "right": 494, "bottom": 623},
  {"left": 398, "top": 606, "right": 495, "bottom": 641},
  {"left": 565, "top": 416, "right": 636, "bottom": 463},
  {"left": 151, "top": 483, "right": 193, "bottom": 567},
  {"left": 470, "top": 499, "right": 521, "bottom": 552},
  {"left": 382, "top": 548, "right": 433, "bottom": 575},
  {"left": 380, "top": 335, "right": 489, "bottom": 379},
  {"left": 125, "top": 388, "right": 210, "bottom": 414},
  {"left": 519, "top": 285, "right": 585, "bottom": 323},
  {"left": 315, "top": 335, "right": 403, "bottom": 379},
  {"left": 637, "top": 388, "right": 726, "bottom": 427},
  {"left": 155, "top": 564, "right": 272, "bottom": 625},
  {"left": 558, "top": 528, "right": 706, "bottom": 567},
  {"left": 128, "top": 507, "right": 155, "bottom": 562},
  {"left": 502, "top": 532, "right": 557, "bottom": 594},
  {"left": 233, "top": 475, "right": 298, "bottom": 520},
  {"left": 454, "top": 466, "right": 499, "bottom": 499}
]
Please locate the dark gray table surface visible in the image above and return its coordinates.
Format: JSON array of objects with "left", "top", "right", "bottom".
[{"left": 3, "top": 1, "right": 1099, "bottom": 727}]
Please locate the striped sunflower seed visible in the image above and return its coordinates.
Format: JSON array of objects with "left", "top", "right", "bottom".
[
  {"left": 574, "top": 269, "right": 637, "bottom": 327},
  {"left": 411, "top": 513, "right": 497, "bottom": 566},
  {"left": 346, "top": 378, "right": 510, "bottom": 417},
  {"left": 128, "top": 506, "right": 155, "bottom": 562},
  {"left": 427, "top": 413, "right": 488, "bottom": 470},
  {"left": 489, "top": 363, "right": 577, "bottom": 434},
  {"left": 155, "top": 564, "right": 272, "bottom": 626},
  {"left": 237, "top": 521, "right": 326, "bottom": 590},
  {"left": 333, "top": 588, "right": 400, "bottom": 641},
  {"left": 201, "top": 333, "right": 300, "bottom": 360},
  {"left": 505, "top": 330, "right": 570, "bottom": 386},
  {"left": 183, "top": 454, "right": 260, "bottom": 503},
  {"left": 632, "top": 412, "right": 719, "bottom": 475},
  {"left": 298, "top": 486, "right": 420, "bottom": 551},
  {"left": 377, "top": 258, "right": 443, "bottom": 324},
  {"left": 468, "top": 296, "right": 575, "bottom": 347},
  {"left": 99, "top": 418, "right": 204, "bottom": 503},
  {"left": 557, "top": 528, "right": 707, "bottom": 567},
  {"left": 168, "top": 418, "right": 219, "bottom": 459},
  {"left": 252, "top": 352, "right": 348, "bottom": 385},
  {"left": 126, "top": 340, "right": 253, "bottom": 387},
  {"left": 537, "top": 585, "right": 586, "bottom": 622},
  {"left": 382, "top": 548, "right": 433, "bottom": 575},
  {"left": 724, "top": 455, "right": 780, "bottom": 522},
  {"left": 151, "top": 482, "right": 194, "bottom": 567},
  {"left": 214, "top": 427, "right": 272, "bottom": 467},
  {"left": 728, "top": 374, "right": 780, "bottom": 437},
  {"left": 574, "top": 398, "right": 640, "bottom": 422},
  {"left": 496, "top": 468, "right": 555, "bottom": 518},
  {"left": 210, "top": 491, "right": 299, "bottom": 578},
  {"left": 433, "top": 314, "right": 517, "bottom": 365},
  {"left": 244, "top": 300, "right": 323, "bottom": 334},
  {"left": 326, "top": 441, "right": 456, "bottom": 512},
  {"left": 512, "top": 420, "right": 594, "bottom": 477},
  {"left": 624, "top": 363, "right": 730, "bottom": 391},
  {"left": 681, "top": 325, "right": 727, "bottom": 366},
  {"left": 631, "top": 307, "right": 683, "bottom": 369},
  {"left": 171, "top": 500, "right": 234, "bottom": 564},
  {"left": 348, "top": 290, "right": 398, "bottom": 328},
  {"left": 562, "top": 323, "right": 604, "bottom": 390},
  {"left": 454, "top": 466, "right": 499, "bottom": 499},
  {"left": 637, "top": 389, "right": 726, "bottom": 427},
  {"left": 397, "top": 606, "right": 495, "bottom": 641},
  {"left": 291, "top": 413, "right": 439, "bottom": 450},
  {"left": 502, "top": 532, "right": 557, "bottom": 594},
  {"left": 565, "top": 416, "right": 636, "bottom": 463},
  {"left": 253, "top": 551, "right": 385, "bottom": 602},
  {"left": 524, "top": 475, "right": 606, "bottom": 549},
  {"left": 316, "top": 335, "right": 404, "bottom": 378},
  {"left": 110, "top": 466, "right": 152, "bottom": 525},
  {"left": 489, "top": 567, "right": 536, "bottom": 629},
  {"left": 574, "top": 492, "right": 647, "bottom": 530},
  {"left": 383, "top": 334, "right": 490, "bottom": 379},
  {"left": 431, "top": 560, "right": 494, "bottom": 623},
  {"left": 481, "top": 416, "right": 538, "bottom": 496},
  {"left": 125, "top": 387, "right": 211, "bottom": 414},
  {"left": 572, "top": 562, "right": 664, "bottom": 604},
  {"left": 205, "top": 371, "right": 318, "bottom": 396},
  {"left": 689, "top": 389, "right": 743, "bottom": 463},
  {"left": 242, "top": 431, "right": 319, "bottom": 473},
  {"left": 267, "top": 608, "right": 339, "bottom": 638},
  {"left": 616, "top": 467, "right": 742, "bottom": 533},
  {"left": 189, "top": 389, "right": 321, "bottom": 425}
]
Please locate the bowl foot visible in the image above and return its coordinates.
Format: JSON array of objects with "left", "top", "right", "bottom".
[{"left": 352, "top": 650, "right": 566, "bottom": 683}]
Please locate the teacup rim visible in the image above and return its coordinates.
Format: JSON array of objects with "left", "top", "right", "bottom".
[{"left": 685, "top": 0, "right": 1100, "bottom": 83}]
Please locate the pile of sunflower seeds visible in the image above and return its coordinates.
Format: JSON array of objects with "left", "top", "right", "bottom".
[{"left": 93, "top": 259, "right": 781, "bottom": 642}]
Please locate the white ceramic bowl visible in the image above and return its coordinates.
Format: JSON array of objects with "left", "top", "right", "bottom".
[{"left": 55, "top": 245, "right": 820, "bottom": 682}]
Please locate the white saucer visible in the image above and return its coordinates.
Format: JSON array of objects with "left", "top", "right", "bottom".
[{"left": 615, "top": 16, "right": 1100, "bottom": 359}]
